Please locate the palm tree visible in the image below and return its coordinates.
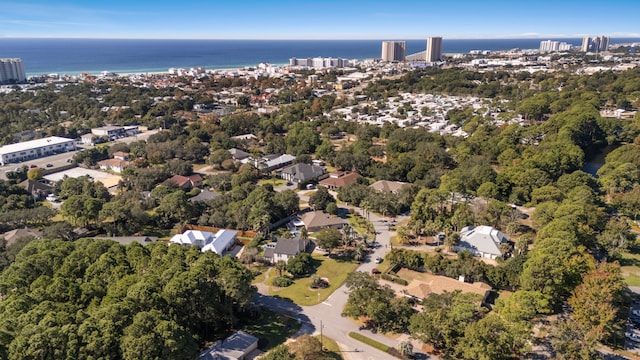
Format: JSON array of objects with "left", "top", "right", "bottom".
[
  {"left": 398, "top": 340, "right": 413, "bottom": 357},
  {"left": 275, "top": 260, "right": 287, "bottom": 277}
]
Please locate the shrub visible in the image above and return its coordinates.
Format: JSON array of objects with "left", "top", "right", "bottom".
[{"left": 272, "top": 276, "right": 294, "bottom": 287}]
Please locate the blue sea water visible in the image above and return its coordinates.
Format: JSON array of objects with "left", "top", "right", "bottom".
[{"left": 1, "top": 38, "right": 639, "bottom": 77}]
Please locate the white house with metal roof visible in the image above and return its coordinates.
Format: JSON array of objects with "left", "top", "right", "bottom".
[
  {"left": 0, "top": 136, "right": 75, "bottom": 165},
  {"left": 169, "top": 229, "right": 237, "bottom": 255},
  {"left": 457, "top": 225, "right": 509, "bottom": 259}
]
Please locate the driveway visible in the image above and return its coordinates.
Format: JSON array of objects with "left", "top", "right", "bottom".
[{"left": 254, "top": 206, "right": 427, "bottom": 359}]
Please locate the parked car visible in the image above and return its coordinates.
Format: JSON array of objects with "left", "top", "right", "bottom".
[
  {"left": 29, "top": 164, "right": 37, "bottom": 168},
  {"left": 626, "top": 332, "right": 640, "bottom": 342},
  {"left": 375, "top": 257, "right": 383, "bottom": 264}
]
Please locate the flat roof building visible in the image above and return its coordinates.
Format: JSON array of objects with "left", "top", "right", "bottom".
[
  {"left": 426, "top": 37, "right": 443, "bottom": 63},
  {"left": 0, "top": 136, "right": 75, "bottom": 165},
  {"left": 0, "top": 58, "right": 26, "bottom": 84},
  {"left": 381, "top": 41, "right": 407, "bottom": 62}
]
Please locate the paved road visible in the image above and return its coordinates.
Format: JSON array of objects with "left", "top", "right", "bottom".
[{"left": 255, "top": 207, "right": 423, "bottom": 359}]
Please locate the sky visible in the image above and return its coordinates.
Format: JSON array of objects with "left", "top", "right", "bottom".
[{"left": 2, "top": 0, "right": 640, "bottom": 40}]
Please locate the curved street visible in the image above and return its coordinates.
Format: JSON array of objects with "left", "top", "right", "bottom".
[{"left": 254, "top": 206, "right": 426, "bottom": 359}]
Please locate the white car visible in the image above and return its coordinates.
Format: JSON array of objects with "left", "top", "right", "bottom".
[{"left": 375, "top": 257, "right": 383, "bottom": 264}]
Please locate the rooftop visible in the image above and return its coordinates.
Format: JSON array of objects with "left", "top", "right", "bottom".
[{"left": 0, "top": 136, "right": 74, "bottom": 155}]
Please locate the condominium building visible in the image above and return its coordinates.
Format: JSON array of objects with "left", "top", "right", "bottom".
[
  {"left": 426, "top": 37, "right": 443, "bottom": 63},
  {"left": 0, "top": 58, "right": 26, "bottom": 84},
  {"left": 539, "top": 40, "right": 572, "bottom": 53},
  {"left": 581, "top": 35, "right": 610, "bottom": 52},
  {"left": 288, "top": 57, "right": 353, "bottom": 69},
  {"left": 381, "top": 41, "right": 406, "bottom": 62}
]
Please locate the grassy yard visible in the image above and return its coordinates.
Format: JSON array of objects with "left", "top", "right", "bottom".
[
  {"left": 620, "top": 251, "right": 640, "bottom": 286},
  {"left": 242, "top": 308, "right": 300, "bottom": 351},
  {"left": 269, "top": 253, "right": 358, "bottom": 306},
  {"left": 346, "top": 212, "right": 374, "bottom": 236},
  {"left": 316, "top": 335, "right": 343, "bottom": 359},
  {"left": 258, "top": 177, "right": 287, "bottom": 187}
]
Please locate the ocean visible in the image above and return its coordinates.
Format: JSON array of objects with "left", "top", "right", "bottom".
[{"left": 1, "top": 38, "right": 639, "bottom": 77}]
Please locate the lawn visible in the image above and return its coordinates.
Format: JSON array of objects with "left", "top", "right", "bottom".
[
  {"left": 346, "top": 212, "right": 374, "bottom": 236},
  {"left": 269, "top": 253, "right": 359, "bottom": 306},
  {"left": 242, "top": 308, "right": 300, "bottom": 351},
  {"left": 620, "top": 251, "right": 640, "bottom": 286},
  {"left": 317, "top": 335, "right": 343, "bottom": 359},
  {"left": 258, "top": 177, "right": 287, "bottom": 187}
]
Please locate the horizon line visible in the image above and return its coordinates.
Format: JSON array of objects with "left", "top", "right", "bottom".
[{"left": 3, "top": 35, "right": 640, "bottom": 41}]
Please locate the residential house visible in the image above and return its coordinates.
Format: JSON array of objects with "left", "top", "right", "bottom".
[
  {"left": 319, "top": 171, "right": 362, "bottom": 190},
  {"left": 98, "top": 158, "right": 130, "bottom": 173},
  {"left": 199, "top": 331, "right": 259, "bottom": 360},
  {"left": 404, "top": 273, "right": 492, "bottom": 303},
  {"left": 457, "top": 225, "right": 509, "bottom": 259},
  {"left": 370, "top": 180, "right": 409, "bottom": 194},
  {"left": 299, "top": 210, "right": 347, "bottom": 232},
  {"left": 2, "top": 227, "right": 42, "bottom": 247},
  {"left": 243, "top": 154, "right": 295, "bottom": 172},
  {"left": 263, "top": 237, "right": 309, "bottom": 264},
  {"left": 164, "top": 174, "right": 203, "bottom": 189},
  {"left": 169, "top": 229, "right": 237, "bottom": 254},
  {"left": 112, "top": 151, "right": 129, "bottom": 161},
  {"left": 18, "top": 179, "right": 53, "bottom": 200},
  {"left": 229, "top": 148, "right": 250, "bottom": 161},
  {"left": 277, "top": 163, "right": 325, "bottom": 184}
]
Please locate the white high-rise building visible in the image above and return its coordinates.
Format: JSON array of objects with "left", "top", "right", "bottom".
[
  {"left": 426, "top": 37, "right": 443, "bottom": 63},
  {"left": 539, "top": 40, "right": 572, "bottom": 53},
  {"left": 0, "top": 58, "right": 26, "bottom": 84},
  {"left": 581, "top": 35, "right": 610, "bottom": 52},
  {"left": 381, "top": 41, "right": 406, "bottom": 62}
]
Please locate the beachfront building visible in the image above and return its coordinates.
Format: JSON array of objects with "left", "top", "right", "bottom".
[
  {"left": 0, "top": 136, "right": 76, "bottom": 165},
  {"left": 381, "top": 41, "right": 407, "bottom": 62},
  {"left": 426, "top": 37, "right": 443, "bottom": 63},
  {"left": 539, "top": 40, "right": 572, "bottom": 53},
  {"left": 0, "top": 58, "right": 26, "bottom": 84},
  {"left": 288, "top": 57, "right": 355, "bottom": 69}
]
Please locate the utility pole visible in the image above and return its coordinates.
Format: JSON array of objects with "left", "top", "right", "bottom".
[{"left": 320, "top": 320, "right": 324, "bottom": 351}]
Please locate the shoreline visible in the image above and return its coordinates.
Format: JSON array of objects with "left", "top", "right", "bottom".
[{"left": 26, "top": 62, "right": 291, "bottom": 78}]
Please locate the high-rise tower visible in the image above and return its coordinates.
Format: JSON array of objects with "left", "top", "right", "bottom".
[
  {"left": 381, "top": 41, "right": 407, "bottom": 61},
  {"left": 426, "top": 37, "right": 443, "bottom": 63},
  {"left": 0, "top": 58, "right": 26, "bottom": 84}
]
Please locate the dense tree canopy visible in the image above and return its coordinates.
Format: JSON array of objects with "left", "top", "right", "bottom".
[{"left": 0, "top": 239, "right": 255, "bottom": 360}]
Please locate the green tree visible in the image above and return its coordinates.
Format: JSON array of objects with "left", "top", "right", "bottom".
[
  {"left": 409, "top": 291, "right": 486, "bottom": 355},
  {"left": 314, "top": 228, "right": 341, "bottom": 255},
  {"left": 456, "top": 314, "right": 531, "bottom": 360},
  {"left": 308, "top": 186, "right": 335, "bottom": 211},
  {"left": 286, "top": 253, "right": 314, "bottom": 278},
  {"left": 260, "top": 344, "right": 294, "bottom": 360}
]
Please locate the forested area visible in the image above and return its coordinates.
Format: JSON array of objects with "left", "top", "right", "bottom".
[{"left": 0, "top": 239, "right": 255, "bottom": 359}]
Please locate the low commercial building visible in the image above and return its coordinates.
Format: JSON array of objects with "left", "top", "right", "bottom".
[{"left": 0, "top": 136, "right": 76, "bottom": 165}]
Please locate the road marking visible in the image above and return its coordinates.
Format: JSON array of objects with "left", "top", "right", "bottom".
[{"left": 322, "top": 301, "right": 332, "bottom": 306}]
